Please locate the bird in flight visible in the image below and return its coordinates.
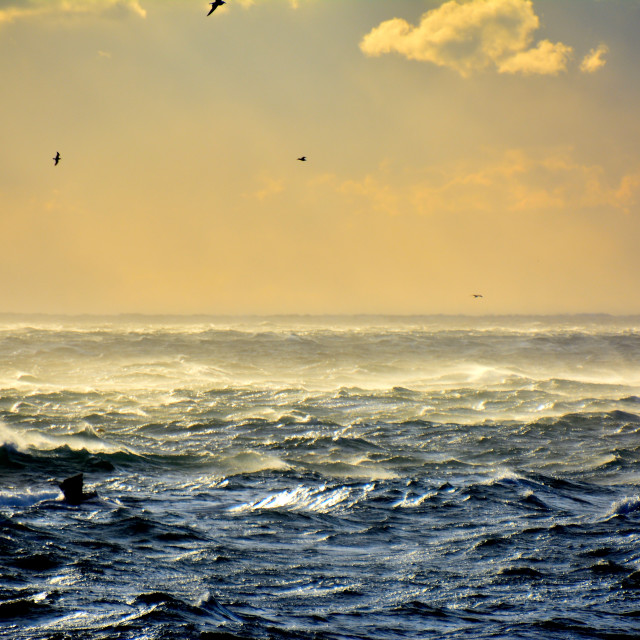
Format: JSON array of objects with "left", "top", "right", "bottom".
[
  {"left": 472, "top": 294, "right": 483, "bottom": 298},
  {"left": 207, "top": 0, "right": 225, "bottom": 15},
  {"left": 53, "top": 151, "right": 61, "bottom": 166},
  {"left": 297, "top": 156, "right": 307, "bottom": 162}
]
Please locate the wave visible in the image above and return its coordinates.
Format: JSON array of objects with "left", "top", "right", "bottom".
[
  {"left": 0, "top": 592, "right": 57, "bottom": 622},
  {"left": 220, "top": 451, "right": 290, "bottom": 475},
  {"left": 0, "top": 489, "right": 61, "bottom": 510},
  {"left": 0, "top": 422, "right": 132, "bottom": 456},
  {"left": 607, "top": 496, "right": 640, "bottom": 518},
  {"left": 3, "top": 407, "right": 639, "bottom": 484},
  {"left": 128, "top": 590, "right": 242, "bottom": 623},
  {"left": 231, "top": 482, "right": 376, "bottom": 514},
  {"left": 2, "top": 316, "right": 640, "bottom": 396}
]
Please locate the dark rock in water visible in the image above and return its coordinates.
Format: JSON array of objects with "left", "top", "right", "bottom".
[{"left": 57, "top": 473, "right": 97, "bottom": 505}]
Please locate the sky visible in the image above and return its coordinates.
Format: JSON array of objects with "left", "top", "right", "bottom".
[{"left": 1, "top": 0, "right": 639, "bottom": 315}]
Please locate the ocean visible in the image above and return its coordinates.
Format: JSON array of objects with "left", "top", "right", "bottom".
[{"left": 1, "top": 314, "right": 640, "bottom": 640}]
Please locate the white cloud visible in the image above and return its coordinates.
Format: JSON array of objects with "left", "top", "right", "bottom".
[
  {"left": 0, "top": 0, "right": 146, "bottom": 24},
  {"left": 580, "top": 43, "right": 608, "bottom": 73},
  {"left": 360, "top": 0, "right": 574, "bottom": 77}
]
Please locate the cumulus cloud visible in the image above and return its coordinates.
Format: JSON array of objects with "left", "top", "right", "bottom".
[
  {"left": 0, "top": 0, "right": 146, "bottom": 24},
  {"left": 580, "top": 43, "right": 608, "bottom": 73},
  {"left": 498, "top": 39, "right": 572, "bottom": 75},
  {"left": 360, "top": 0, "right": 573, "bottom": 77}
]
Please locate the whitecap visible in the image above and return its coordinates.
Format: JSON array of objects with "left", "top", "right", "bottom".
[
  {"left": 231, "top": 482, "right": 375, "bottom": 514},
  {"left": 606, "top": 496, "right": 640, "bottom": 518},
  {"left": 0, "top": 489, "right": 60, "bottom": 509},
  {"left": 221, "top": 451, "right": 290, "bottom": 474},
  {"left": 0, "top": 421, "right": 130, "bottom": 456}
]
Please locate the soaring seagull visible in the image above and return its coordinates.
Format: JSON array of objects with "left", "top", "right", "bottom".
[
  {"left": 53, "top": 151, "right": 61, "bottom": 166},
  {"left": 207, "top": 0, "right": 225, "bottom": 15},
  {"left": 297, "top": 156, "right": 307, "bottom": 162}
]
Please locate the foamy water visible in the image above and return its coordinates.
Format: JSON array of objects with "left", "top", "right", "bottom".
[{"left": 1, "top": 315, "right": 640, "bottom": 639}]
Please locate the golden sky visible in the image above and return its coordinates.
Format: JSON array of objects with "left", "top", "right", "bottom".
[{"left": 1, "top": 0, "right": 639, "bottom": 314}]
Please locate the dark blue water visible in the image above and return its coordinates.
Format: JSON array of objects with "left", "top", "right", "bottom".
[{"left": 1, "top": 315, "right": 640, "bottom": 639}]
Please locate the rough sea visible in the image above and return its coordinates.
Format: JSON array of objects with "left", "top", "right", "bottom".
[{"left": 1, "top": 315, "right": 640, "bottom": 640}]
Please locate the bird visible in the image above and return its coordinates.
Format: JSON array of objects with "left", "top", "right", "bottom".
[
  {"left": 297, "top": 156, "right": 307, "bottom": 162},
  {"left": 472, "top": 294, "right": 483, "bottom": 298},
  {"left": 53, "top": 151, "right": 61, "bottom": 166},
  {"left": 207, "top": 0, "right": 225, "bottom": 15}
]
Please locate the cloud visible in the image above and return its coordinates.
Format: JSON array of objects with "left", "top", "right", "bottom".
[
  {"left": 498, "top": 39, "right": 572, "bottom": 75},
  {"left": 0, "top": 0, "right": 146, "bottom": 24},
  {"left": 341, "top": 173, "right": 402, "bottom": 216},
  {"left": 360, "top": 0, "right": 573, "bottom": 77},
  {"left": 580, "top": 43, "right": 608, "bottom": 73},
  {"left": 245, "top": 174, "right": 285, "bottom": 201},
  {"left": 337, "top": 149, "right": 640, "bottom": 218}
]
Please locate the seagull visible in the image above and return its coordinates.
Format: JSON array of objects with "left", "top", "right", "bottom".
[
  {"left": 207, "top": 0, "right": 225, "bottom": 15},
  {"left": 472, "top": 294, "right": 483, "bottom": 298},
  {"left": 53, "top": 151, "right": 61, "bottom": 166},
  {"left": 297, "top": 156, "right": 307, "bottom": 162}
]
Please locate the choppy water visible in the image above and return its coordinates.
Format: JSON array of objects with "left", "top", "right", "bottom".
[{"left": 1, "top": 314, "right": 640, "bottom": 640}]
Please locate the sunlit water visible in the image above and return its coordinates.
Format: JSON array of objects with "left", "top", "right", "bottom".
[{"left": 1, "top": 315, "right": 640, "bottom": 639}]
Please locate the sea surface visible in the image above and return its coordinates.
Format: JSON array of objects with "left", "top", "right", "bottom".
[{"left": 1, "top": 314, "right": 640, "bottom": 640}]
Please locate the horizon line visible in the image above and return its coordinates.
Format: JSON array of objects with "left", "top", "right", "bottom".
[{"left": 1, "top": 311, "right": 639, "bottom": 320}]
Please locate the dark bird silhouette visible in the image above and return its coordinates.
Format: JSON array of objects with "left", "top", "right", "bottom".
[
  {"left": 53, "top": 152, "right": 61, "bottom": 166},
  {"left": 57, "top": 473, "right": 97, "bottom": 505},
  {"left": 297, "top": 156, "right": 307, "bottom": 162},
  {"left": 207, "top": 0, "right": 225, "bottom": 15},
  {"left": 472, "top": 294, "right": 483, "bottom": 298}
]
